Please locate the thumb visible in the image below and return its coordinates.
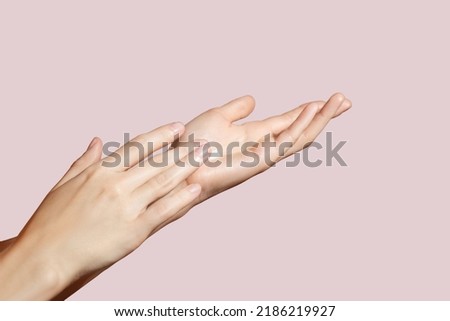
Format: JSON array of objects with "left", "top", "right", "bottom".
[
  {"left": 51, "top": 137, "right": 103, "bottom": 191},
  {"left": 215, "top": 95, "right": 256, "bottom": 122}
]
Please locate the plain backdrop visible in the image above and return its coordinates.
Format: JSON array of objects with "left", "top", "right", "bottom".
[{"left": 0, "top": 1, "right": 449, "bottom": 300}]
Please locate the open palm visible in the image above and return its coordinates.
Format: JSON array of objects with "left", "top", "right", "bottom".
[{"left": 176, "top": 92, "right": 351, "bottom": 202}]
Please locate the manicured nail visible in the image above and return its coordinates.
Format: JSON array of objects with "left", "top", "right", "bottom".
[
  {"left": 170, "top": 122, "right": 185, "bottom": 135},
  {"left": 186, "top": 183, "right": 201, "bottom": 194}
]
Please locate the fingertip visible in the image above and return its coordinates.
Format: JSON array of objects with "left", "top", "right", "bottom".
[
  {"left": 335, "top": 98, "right": 352, "bottom": 115},
  {"left": 342, "top": 98, "right": 352, "bottom": 109},
  {"left": 93, "top": 136, "right": 102, "bottom": 145},
  {"left": 87, "top": 137, "right": 98, "bottom": 150},
  {"left": 331, "top": 92, "right": 346, "bottom": 103},
  {"left": 242, "top": 94, "right": 256, "bottom": 106},
  {"left": 85, "top": 137, "right": 102, "bottom": 160},
  {"left": 335, "top": 104, "right": 352, "bottom": 117},
  {"left": 219, "top": 95, "right": 256, "bottom": 122},
  {"left": 92, "top": 137, "right": 103, "bottom": 160},
  {"left": 170, "top": 122, "right": 185, "bottom": 136}
]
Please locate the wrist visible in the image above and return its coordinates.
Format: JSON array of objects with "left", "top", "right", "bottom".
[
  {"left": 0, "top": 238, "right": 67, "bottom": 300},
  {"left": 0, "top": 237, "right": 16, "bottom": 255}
]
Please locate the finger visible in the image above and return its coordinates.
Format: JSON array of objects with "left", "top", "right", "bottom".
[
  {"left": 262, "top": 102, "right": 320, "bottom": 167},
  {"left": 291, "top": 92, "right": 346, "bottom": 152},
  {"left": 125, "top": 140, "right": 204, "bottom": 189},
  {"left": 337, "top": 98, "right": 352, "bottom": 115},
  {"left": 276, "top": 103, "right": 320, "bottom": 149},
  {"left": 138, "top": 183, "right": 202, "bottom": 232},
  {"left": 257, "top": 100, "right": 323, "bottom": 135},
  {"left": 102, "top": 122, "right": 185, "bottom": 171},
  {"left": 229, "top": 102, "right": 320, "bottom": 180},
  {"left": 132, "top": 143, "right": 208, "bottom": 209},
  {"left": 51, "top": 137, "right": 103, "bottom": 191},
  {"left": 214, "top": 95, "right": 256, "bottom": 122},
  {"left": 144, "top": 184, "right": 196, "bottom": 237},
  {"left": 257, "top": 97, "right": 352, "bottom": 136}
]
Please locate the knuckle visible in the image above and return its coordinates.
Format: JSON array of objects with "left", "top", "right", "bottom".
[
  {"left": 154, "top": 171, "right": 171, "bottom": 188},
  {"left": 154, "top": 201, "right": 171, "bottom": 215},
  {"left": 99, "top": 180, "right": 124, "bottom": 200},
  {"left": 98, "top": 181, "right": 133, "bottom": 215},
  {"left": 281, "top": 130, "right": 295, "bottom": 144},
  {"left": 284, "top": 113, "right": 297, "bottom": 124},
  {"left": 108, "top": 183, "right": 124, "bottom": 197}
]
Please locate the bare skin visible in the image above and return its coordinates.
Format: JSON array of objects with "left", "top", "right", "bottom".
[
  {"left": 0, "top": 123, "right": 207, "bottom": 300},
  {"left": 0, "top": 92, "right": 351, "bottom": 300}
]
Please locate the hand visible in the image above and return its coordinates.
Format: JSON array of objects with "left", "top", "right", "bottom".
[
  {"left": 0, "top": 123, "right": 206, "bottom": 300},
  {"left": 57, "top": 93, "right": 351, "bottom": 300},
  {"left": 174, "top": 92, "right": 351, "bottom": 202},
  {"left": 0, "top": 93, "right": 352, "bottom": 300}
]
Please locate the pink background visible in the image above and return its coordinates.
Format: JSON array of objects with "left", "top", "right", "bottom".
[{"left": 0, "top": 1, "right": 449, "bottom": 300}]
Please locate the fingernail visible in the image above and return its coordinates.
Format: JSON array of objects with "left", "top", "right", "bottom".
[
  {"left": 193, "top": 144, "right": 207, "bottom": 163},
  {"left": 335, "top": 101, "right": 351, "bottom": 116},
  {"left": 341, "top": 99, "right": 352, "bottom": 110},
  {"left": 87, "top": 137, "right": 98, "bottom": 150},
  {"left": 333, "top": 92, "right": 346, "bottom": 104},
  {"left": 308, "top": 102, "right": 320, "bottom": 112},
  {"left": 170, "top": 122, "right": 185, "bottom": 135},
  {"left": 186, "top": 183, "right": 201, "bottom": 194}
]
